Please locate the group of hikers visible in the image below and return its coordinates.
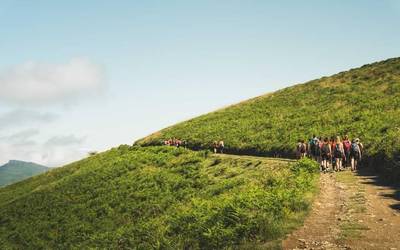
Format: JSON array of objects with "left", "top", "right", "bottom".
[
  {"left": 212, "top": 140, "right": 225, "bottom": 154},
  {"left": 164, "top": 138, "right": 187, "bottom": 148},
  {"left": 163, "top": 135, "right": 363, "bottom": 173},
  {"left": 297, "top": 135, "right": 364, "bottom": 172},
  {"left": 163, "top": 138, "right": 225, "bottom": 154}
]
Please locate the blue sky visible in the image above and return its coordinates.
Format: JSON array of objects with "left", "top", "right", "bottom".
[{"left": 0, "top": 0, "right": 399, "bottom": 166}]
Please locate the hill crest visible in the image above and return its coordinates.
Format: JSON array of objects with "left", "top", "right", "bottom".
[
  {"left": 137, "top": 56, "right": 400, "bottom": 179},
  {"left": 0, "top": 160, "right": 48, "bottom": 187}
]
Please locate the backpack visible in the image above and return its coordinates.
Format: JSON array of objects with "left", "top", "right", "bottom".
[
  {"left": 299, "top": 143, "right": 306, "bottom": 153},
  {"left": 310, "top": 138, "right": 318, "bottom": 152},
  {"left": 321, "top": 143, "right": 330, "bottom": 155},
  {"left": 351, "top": 142, "right": 360, "bottom": 154},
  {"left": 343, "top": 140, "right": 351, "bottom": 152},
  {"left": 334, "top": 143, "right": 343, "bottom": 158},
  {"left": 335, "top": 143, "right": 341, "bottom": 153},
  {"left": 315, "top": 142, "right": 321, "bottom": 154}
]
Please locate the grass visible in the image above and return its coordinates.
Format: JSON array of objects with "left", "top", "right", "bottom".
[
  {"left": 335, "top": 171, "right": 369, "bottom": 241},
  {"left": 0, "top": 146, "right": 319, "bottom": 249},
  {"left": 137, "top": 57, "right": 400, "bottom": 181},
  {"left": 339, "top": 222, "right": 370, "bottom": 239}
]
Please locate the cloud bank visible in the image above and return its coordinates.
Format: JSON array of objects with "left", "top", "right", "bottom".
[
  {"left": 45, "top": 135, "right": 86, "bottom": 147},
  {"left": 0, "top": 131, "right": 87, "bottom": 167},
  {"left": 0, "top": 58, "right": 106, "bottom": 105},
  {"left": 0, "top": 109, "right": 57, "bottom": 129}
]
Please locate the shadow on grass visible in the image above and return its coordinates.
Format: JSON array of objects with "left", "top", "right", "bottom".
[{"left": 356, "top": 166, "right": 400, "bottom": 212}]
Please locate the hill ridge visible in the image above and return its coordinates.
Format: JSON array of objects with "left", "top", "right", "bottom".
[
  {"left": 137, "top": 56, "right": 400, "bottom": 179},
  {"left": 0, "top": 160, "right": 48, "bottom": 187}
]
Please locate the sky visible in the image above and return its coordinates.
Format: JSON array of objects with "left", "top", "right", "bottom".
[{"left": 0, "top": 0, "right": 399, "bottom": 167}]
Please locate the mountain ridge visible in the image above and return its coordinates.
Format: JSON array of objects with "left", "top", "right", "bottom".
[
  {"left": 0, "top": 160, "right": 48, "bottom": 187},
  {"left": 137, "top": 57, "right": 400, "bottom": 179}
]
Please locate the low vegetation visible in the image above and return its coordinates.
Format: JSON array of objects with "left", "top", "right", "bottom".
[
  {"left": 0, "top": 146, "right": 319, "bottom": 249},
  {"left": 137, "top": 57, "right": 400, "bottom": 180}
]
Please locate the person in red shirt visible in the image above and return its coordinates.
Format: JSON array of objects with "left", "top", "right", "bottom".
[{"left": 342, "top": 135, "right": 351, "bottom": 168}]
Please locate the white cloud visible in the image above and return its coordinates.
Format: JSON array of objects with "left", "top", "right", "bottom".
[
  {"left": 0, "top": 132, "right": 88, "bottom": 167},
  {"left": 45, "top": 135, "right": 86, "bottom": 146},
  {"left": 0, "top": 128, "right": 39, "bottom": 142},
  {"left": 0, "top": 109, "right": 57, "bottom": 128},
  {"left": 0, "top": 58, "right": 106, "bottom": 105}
]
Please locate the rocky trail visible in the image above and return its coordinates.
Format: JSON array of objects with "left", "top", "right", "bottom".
[{"left": 282, "top": 167, "right": 400, "bottom": 250}]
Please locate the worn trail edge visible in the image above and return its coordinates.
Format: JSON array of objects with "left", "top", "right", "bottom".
[
  {"left": 282, "top": 169, "right": 400, "bottom": 250},
  {"left": 283, "top": 173, "right": 346, "bottom": 250}
]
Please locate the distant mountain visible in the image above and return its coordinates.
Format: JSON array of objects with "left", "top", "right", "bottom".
[{"left": 0, "top": 160, "right": 48, "bottom": 187}]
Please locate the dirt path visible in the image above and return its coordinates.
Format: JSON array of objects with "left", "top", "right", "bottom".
[
  {"left": 282, "top": 169, "right": 400, "bottom": 250},
  {"left": 283, "top": 173, "right": 347, "bottom": 250},
  {"left": 345, "top": 171, "right": 400, "bottom": 249}
]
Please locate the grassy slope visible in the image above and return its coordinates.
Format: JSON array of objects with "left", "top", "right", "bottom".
[
  {"left": 0, "top": 146, "right": 318, "bottom": 249},
  {"left": 0, "top": 161, "right": 48, "bottom": 187},
  {"left": 137, "top": 58, "right": 400, "bottom": 178}
]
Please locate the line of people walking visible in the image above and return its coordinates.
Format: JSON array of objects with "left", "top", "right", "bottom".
[
  {"left": 297, "top": 135, "right": 363, "bottom": 172},
  {"left": 164, "top": 138, "right": 187, "bottom": 148},
  {"left": 163, "top": 138, "right": 225, "bottom": 154}
]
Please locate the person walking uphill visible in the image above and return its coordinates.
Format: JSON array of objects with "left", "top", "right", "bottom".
[
  {"left": 309, "top": 135, "right": 319, "bottom": 161},
  {"left": 297, "top": 139, "right": 307, "bottom": 159},
  {"left": 333, "top": 136, "right": 345, "bottom": 171},
  {"left": 350, "top": 138, "right": 363, "bottom": 171},
  {"left": 218, "top": 140, "right": 225, "bottom": 154},
  {"left": 342, "top": 135, "right": 351, "bottom": 168},
  {"left": 213, "top": 141, "right": 218, "bottom": 154},
  {"left": 321, "top": 138, "right": 332, "bottom": 173},
  {"left": 329, "top": 137, "right": 336, "bottom": 168}
]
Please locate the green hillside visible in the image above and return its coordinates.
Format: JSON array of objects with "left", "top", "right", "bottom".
[
  {"left": 0, "top": 146, "right": 318, "bottom": 249},
  {"left": 0, "top": 160, "right": 48, "bottom": 187},
  {"left": 138, "top": 57, "right": 400, "bottom": 179}
]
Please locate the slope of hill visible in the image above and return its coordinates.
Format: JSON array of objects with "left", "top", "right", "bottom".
[
  {"left": 0, "top": 146, "right": 318, "bottom": 249},
  {"left": 0, "top": 160, "right": 48, "bottom": 187},
  {"left": 137, "top": 57, "right": 400, "bottom": 179}
]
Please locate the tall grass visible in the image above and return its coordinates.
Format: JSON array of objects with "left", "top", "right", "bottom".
[{"left": 0, "top": 146, "right": 318, "bottom": 249}]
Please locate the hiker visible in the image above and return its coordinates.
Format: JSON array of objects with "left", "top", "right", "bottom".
[
  {"left": 357, "top": 138, "right": 364, "bottom": 156},
  {"left": 213, "top": 141, "right": 218, "bottom": 154},
  {"left": 350, "top": 138, "right": 362, "bottom": 171},
  {"left": 175, "top": 139, "right": 182, "bottom": 148},
  {"left": 297, "top": 139, "right": 307, "bottom": 159},
  {"left": 308, "top": 137, "right": 314, "bottom": 159},
  {"left": 321, "top": 137, "right": 332, "bottom": 173},
  {"left": 182, "top": 140, "right": 187, "bottom": 149},
  {"left": 219, "top": 140, "right": 225, "bottom": 154},
  {"left": 315, "top": 137, "right": 322, "bottom": 165},
  {"left": 329, "top": 136, "right": 336, "bottom": 169},
  {"left": 309, "top": 135, "right": 319, "bottom": 161},
  {"left": 342, "top": 135, "right": 351, "bottom": 168},
  {"left": 333, "top": 136, "right": 345, "bottom": 171}
]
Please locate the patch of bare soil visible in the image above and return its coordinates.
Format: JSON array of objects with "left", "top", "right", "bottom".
[
  {"left": 282, "top": 173, "right": 348, "bottom": 250},
  {"left": 282, "top": 169, "right": 400, "bottom": 250},
  {"left": 345, "top": 171, "right": 400, "bottom": 250}
]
